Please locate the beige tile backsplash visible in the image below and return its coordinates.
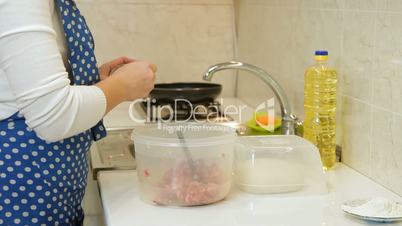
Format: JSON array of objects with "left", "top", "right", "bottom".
[
  {"left": 236, "top": 0, "right": 402, "bottom": 196},
  {"left": 78, "top": 0, "right": 236, "bottom": 96}
]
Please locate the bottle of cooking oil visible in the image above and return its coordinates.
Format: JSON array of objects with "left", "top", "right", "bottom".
[{"left": 303, "top": 50, "right": 337, "bottom": 170}]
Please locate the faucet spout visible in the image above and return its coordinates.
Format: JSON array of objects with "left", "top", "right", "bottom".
[{"left": 203, "top": 61, "right": 296, "bottom": 135}]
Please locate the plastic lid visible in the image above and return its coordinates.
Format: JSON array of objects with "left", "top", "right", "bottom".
[
  {"left": 132, "top": 123, "right": 236, "bottom": 147},
  {"left": 315, "top": 50, "right": 328, "bottom": 56},
  {"left": 236, "top": 135, "right": 315, "bottom": 149}
]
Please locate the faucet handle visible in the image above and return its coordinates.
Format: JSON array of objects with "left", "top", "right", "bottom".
[
  {"left": 280, "top": 114, "right": 295, "bottom": 135},
  {"left": 294, "top": 117, "right": 304, "bottom": 137}
]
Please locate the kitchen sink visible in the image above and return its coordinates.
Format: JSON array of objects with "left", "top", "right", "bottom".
[{"left": 90, "top": 128, "right": 136, "bottom": 179}]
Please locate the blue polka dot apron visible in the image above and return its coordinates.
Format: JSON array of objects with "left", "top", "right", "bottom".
[{"left": 0, "top": 0, "right": 106, "bottom": 225}]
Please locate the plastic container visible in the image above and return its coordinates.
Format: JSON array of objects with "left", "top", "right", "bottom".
[
  {"left": 234, "top": 135, "right": 325, "bottom": 194},
  {"left": 132, "top": 123, "right": 235, "bottom": 206},
  {"left": 304, "top": 50, "right": 338, "bottom": 170}
]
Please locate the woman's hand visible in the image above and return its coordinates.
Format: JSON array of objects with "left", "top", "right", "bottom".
[
  {"left": 98, "top": 57, "right": 135, "bottom": 80},
  {"left": 111, "top": 61, "right": 157, "bottom": 100},
  {"left": 95, "top": 60, "right": 157, "bottom": 114}
]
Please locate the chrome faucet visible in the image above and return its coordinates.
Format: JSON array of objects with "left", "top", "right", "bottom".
[{"left": 203, "top": 61, "right": 297, "bottom": 135}]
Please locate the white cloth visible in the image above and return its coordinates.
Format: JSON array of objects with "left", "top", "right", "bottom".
[{"left": 0, "top": 0, "right": 107, "bottom": 142}]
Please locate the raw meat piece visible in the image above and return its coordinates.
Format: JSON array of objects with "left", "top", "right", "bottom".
[{"left": 153, "top": 160, "right": 225, "bottom": 206}]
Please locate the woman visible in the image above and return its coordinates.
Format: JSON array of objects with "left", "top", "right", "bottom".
[{"left": 0, "top": 0, "right": 156, "bottom": 225}]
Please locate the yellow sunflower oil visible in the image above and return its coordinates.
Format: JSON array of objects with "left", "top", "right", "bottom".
[{"left": 303, "top": 50, "right": 337, "bottom": 170}]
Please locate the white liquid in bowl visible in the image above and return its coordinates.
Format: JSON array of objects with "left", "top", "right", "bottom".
[{"left": 235, "top": 158, "right": 304, "bottom": 194}]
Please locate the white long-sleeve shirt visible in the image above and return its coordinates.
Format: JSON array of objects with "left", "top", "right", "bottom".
[{"left": 0, "top": 0, "right": 107, "bottom": 142}]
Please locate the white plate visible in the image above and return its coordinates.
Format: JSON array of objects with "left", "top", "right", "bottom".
[{"left": 342, "top": 199, "right": 402, "bottom": 223}]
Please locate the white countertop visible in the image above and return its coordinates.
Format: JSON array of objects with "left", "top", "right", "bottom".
[
  {"left": 103, "top": 101, "right": 146, "bottom": 129},
  {"left": 97, "top": 97, "right": 402, "bottom": 226},
  {"left": 98, "top": 164, "right": 402, "bottom": 226}
]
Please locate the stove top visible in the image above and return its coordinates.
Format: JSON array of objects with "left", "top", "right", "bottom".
[{"left": 140, "top": 99, "right": 233, "bottom": 122}]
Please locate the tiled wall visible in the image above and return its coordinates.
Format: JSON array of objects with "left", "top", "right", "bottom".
[
  {"left": 78, "top": 0, "right": 237, "bottom": 96},
  {"left": 235, "top": 0, "right": 402, "bottom": 196}
]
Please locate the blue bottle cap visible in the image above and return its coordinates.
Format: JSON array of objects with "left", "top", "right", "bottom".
[{"left": 315, "top": 50, "right": 328, "bottom": 56}]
